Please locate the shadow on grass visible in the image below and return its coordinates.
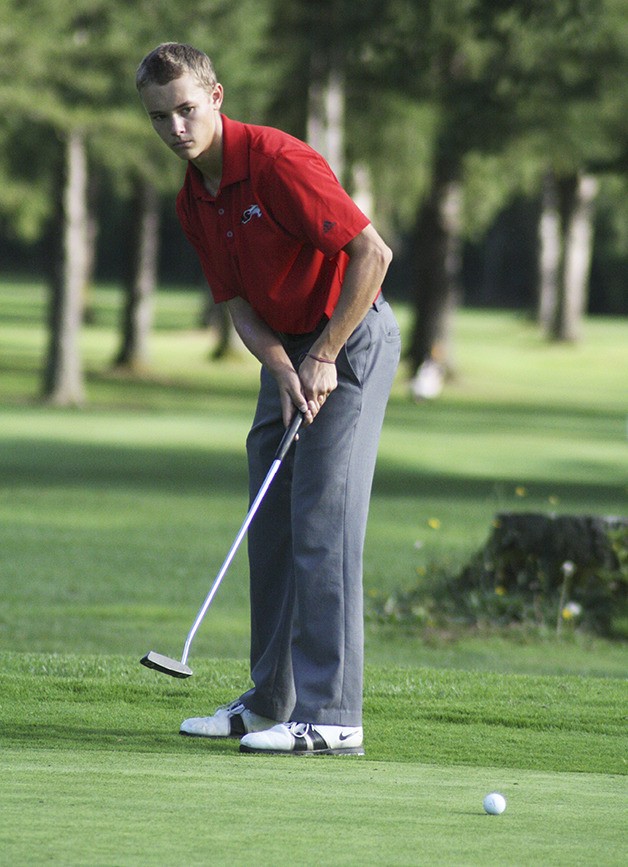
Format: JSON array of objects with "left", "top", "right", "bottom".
[
  {"left": 384, "top": 397, "right": 625, "bottom": 438},
  {"left": 87, "top": 366, "right": 261, "bottom": 403},
  {"left": 2, "top": 724, "right": 240, "bottom": 756},
  {"left": 2, "top": 432, "right": 624, "bottom": 511},
  {"left": 2, "top": 437, "right": 250, "bottom": 494},
  {"left": 373, "top": 461, "right": 624, "bottom": 508}
]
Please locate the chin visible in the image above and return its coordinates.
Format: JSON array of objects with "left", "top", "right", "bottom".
[{"left": 171, "top": 144, "right": 197, "bottom": 160}]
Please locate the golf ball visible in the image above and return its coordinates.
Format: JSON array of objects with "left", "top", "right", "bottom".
[{"left": 483, "top": 792, "right": 506, "bottom": 815}]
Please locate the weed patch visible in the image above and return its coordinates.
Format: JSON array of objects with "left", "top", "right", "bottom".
[{"left": 368, "top": 514, "right": 628, "bottom": 639}]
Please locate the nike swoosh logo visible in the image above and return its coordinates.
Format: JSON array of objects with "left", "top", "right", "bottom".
[{"left": 339, "top": 729, "right": 359, "bottom": 741}]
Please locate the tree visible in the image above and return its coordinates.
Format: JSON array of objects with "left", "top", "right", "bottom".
[
  {"left": 2, "top": 0, "right": 626, "bottom": 401},
  {"left": 408, "top": 156, "right": 463, "bottom": 399},
  {"left": 0, "top": 0, "right": 279, "bottom": 397},
  {"left": 88, "top": 0, "right": 280, "bottom": 370},
  {"left": 482, "top": 0, "right": 628, "bottom": 341},
  {"left": 379, "top": 0, "right": 628, "bottom": 374},
  {"left": 538, "top": 169, "right": 599, "bottom": 341},
  {"left": 0, "top": 0, "right": 141, "bottom": 403},
  {"left": 43, "top": 130, "right": 89, "bottom": 404},
  {"left": 113, "top": 178, "right": 160, "bottom": 371},
  {"left": 357, "top": 1, "right": 518, "bottom": 390}
]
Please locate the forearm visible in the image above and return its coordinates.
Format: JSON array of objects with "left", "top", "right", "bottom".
[
  {"left": 310, "top": 223, "right": 392, "bottom": 362},
  {"left": 226, "top": 296, "right": 314, "bottom": 425},
  {"left": 226, "top": 295, "right": 293, "bottom": 378}
]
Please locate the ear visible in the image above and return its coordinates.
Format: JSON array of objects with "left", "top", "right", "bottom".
[{"left": 212, "top": 83, "right": 224, "bottom": 110}]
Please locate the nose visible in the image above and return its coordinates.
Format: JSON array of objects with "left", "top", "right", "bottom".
[{"left": 170, "top": 114, "right": 185, "bottom": 137}]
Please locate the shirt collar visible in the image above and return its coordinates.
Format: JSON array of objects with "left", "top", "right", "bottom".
[{"left": 187, "top": 114, "right": 249, "bottom": 199}]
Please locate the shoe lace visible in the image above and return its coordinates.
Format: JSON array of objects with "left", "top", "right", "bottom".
[
  {"left": 222, "top": 701, "right": 245, "bottom": 716},
  {"left": 285, "top": 722, "right": 310, "bottom": 737}
]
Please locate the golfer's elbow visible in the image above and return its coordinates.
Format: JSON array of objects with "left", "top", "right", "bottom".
[
  {"left": 368, "top": 232, "right": 393, "bottom": 286},
  {"left": 377, "top": 236, "right": 393, "bottom": 273},
  {"left": 346, "top": 225, "right": 393, "bottom": 281}
]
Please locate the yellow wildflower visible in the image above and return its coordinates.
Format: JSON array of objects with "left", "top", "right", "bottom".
[{"left": 562, "top": 601, "right": 582, "bottom": 620}]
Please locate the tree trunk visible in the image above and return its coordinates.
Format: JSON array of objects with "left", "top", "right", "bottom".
[
  {"left": 307, "top": 54, "right": 345, "bottom": 182},
  {"left": 351, "top": 162, "right": 374, "bottom": 220},
  {"left": 82, "top": 172, "right": 100, "bottom": 325},
  {"left": 538, "top": 170, "right": 598, "bottom": 342},
  {"left": 409, "top": 157, "right": 462, "bottom": 400},
  {"left": 537, "top": 169, "right": 561, "bottom": 333},
  {"left": 554, "top": 173, "right": 598, "bottom": 342},
  {"left": 43, "top": 130, "right": 88, "bottom": 406},
  {"left": 113, "top": 179, "right": 159, "bottom": 371},
  {"left": 460, "top": 513, "right": 627, "bottom": 636},
  {"left": 199, "top": 291, "right": 238, "bottom": 360}
]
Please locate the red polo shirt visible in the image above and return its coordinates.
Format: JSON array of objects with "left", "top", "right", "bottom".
[{"left": 176, "top": 115, "right": 370, "bottom": 333}]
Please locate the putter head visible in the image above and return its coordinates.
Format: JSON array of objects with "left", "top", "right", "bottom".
[{"left": 140, "top": 651, "right": 193, "bottom": 679}]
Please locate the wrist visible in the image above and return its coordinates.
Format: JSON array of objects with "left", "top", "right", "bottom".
[{"left": 307, "top": 352, "right": 336, "bottom": 365}]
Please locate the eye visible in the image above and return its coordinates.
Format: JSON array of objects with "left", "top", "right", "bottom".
[{"left": 181, "top": 106, "right": 193, "bottom": 116}]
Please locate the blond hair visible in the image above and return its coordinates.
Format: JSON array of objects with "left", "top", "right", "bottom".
[{"left": 136, "top": 43, "right": 218, "bottom": 92}]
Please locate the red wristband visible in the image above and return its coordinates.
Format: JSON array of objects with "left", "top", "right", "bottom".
[{"left": 307, "top": 352, "right": 335, "bottom": 365}]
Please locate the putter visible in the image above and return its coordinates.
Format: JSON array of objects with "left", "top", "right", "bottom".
[{"left": 140, "top": 411, "right": 303, "bottom": 678}]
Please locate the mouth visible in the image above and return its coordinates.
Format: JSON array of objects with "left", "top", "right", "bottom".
[{"left": 172, "top": 140, "right": 193, "bottom": 150}]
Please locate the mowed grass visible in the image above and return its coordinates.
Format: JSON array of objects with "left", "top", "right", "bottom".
[
  {"left": 0, "top": 282, "right": 626, "bottom": 670},
  {"left": 1, "top": 654, "right": 626, "bottom": 866},
  {"left": 0, "top": 280, "right": 627, "bottom": 864}
]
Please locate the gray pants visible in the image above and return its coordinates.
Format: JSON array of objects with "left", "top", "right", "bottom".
[{"left": 240, "top": 299, "right": 400, "bottom": 726}]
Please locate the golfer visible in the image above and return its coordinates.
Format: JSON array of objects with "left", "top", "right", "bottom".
[{"left": 137, "top": 43, "right": 400, "bottom": 755}]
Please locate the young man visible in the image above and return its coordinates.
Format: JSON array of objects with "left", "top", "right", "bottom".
[{"left": 137, "top": 43, "right": 400, "bottom": 755}]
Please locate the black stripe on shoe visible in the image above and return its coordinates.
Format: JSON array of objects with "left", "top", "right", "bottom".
[
  {"left": 229, "top": 713, "right": 246, "bottom": 737},
  {"left": 300, "top": 725, "right": 329, "bottom": 752}
]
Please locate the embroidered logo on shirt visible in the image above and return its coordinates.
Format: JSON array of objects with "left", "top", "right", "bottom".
[
  {"left": 322, "top": 220, "right": 336, "bottom": 234},
  {"left": 241, "top": 204, "right": 263, "bottom": 224}
]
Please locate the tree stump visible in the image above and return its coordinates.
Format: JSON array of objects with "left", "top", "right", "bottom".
[
  {"left": 460, "top": 513, "right": 627, "bottom": 635},
  {"left": 488, "top": 513, "right": 626, "bottom": 578}
]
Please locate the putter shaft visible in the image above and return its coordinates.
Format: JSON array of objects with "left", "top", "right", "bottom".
[{"left": 141, "top": 412, "right": 303, "bottom": 677}]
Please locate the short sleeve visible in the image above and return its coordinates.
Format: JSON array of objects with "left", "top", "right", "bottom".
[{"left": 258, "top": 147, "right": 369, "bottom": 257}]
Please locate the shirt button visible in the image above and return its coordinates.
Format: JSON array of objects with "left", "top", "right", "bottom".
[
  {"left": 226, "top": 231, "right": 233, "bottom": 238},
  {"left": 218, "top": 208, "right": 225, "bottom": 215}
]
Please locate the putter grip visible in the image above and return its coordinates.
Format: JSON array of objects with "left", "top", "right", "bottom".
[{"left": 275, "top": 412, "right": 303, "bottom": 462}]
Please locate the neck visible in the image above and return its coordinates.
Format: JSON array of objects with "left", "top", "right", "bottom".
[
  {"left": 199, "top": 171, "right": 221, "bottom": 197},
  {"left": 192, "top": 114, "right": 223, "bottom": 196}
]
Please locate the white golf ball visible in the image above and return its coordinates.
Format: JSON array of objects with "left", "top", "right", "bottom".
[{"left": 483, "top": 792, "right": 506, "bottom": 815}]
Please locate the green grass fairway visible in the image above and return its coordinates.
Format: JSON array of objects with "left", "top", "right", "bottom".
[
  {"left": 2, "top": 752, "right": 624, "bottom": 866},
  {"left": 1, "top": 655, "right": 626, "bottom": 866},
  {"left": 1, "top": 283, "right": 626, "bottom": 863}
]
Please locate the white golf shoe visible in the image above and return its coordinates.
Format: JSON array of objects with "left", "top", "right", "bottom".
[
  {"left": 240, "top": 722, "right": 364, "bottom": 755},
  {"left": 180, "top": 700, "right": 279, "bottom": 738}
]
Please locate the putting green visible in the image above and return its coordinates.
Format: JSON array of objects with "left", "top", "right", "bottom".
[
  {"left": 1, "top": 749, "right": 625, "bottom": 865},
  {"left": 1, "top": 654, "right": 625, "bottom": 865}
]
